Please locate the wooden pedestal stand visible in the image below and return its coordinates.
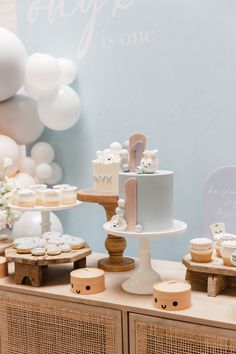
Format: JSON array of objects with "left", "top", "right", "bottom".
[
  {"left": 5, "top": 246, "right": 91, "bottom": 287},
  {"left": 182, "top": 254, "right": 236, "bottom": 297},
  {"left": 77, "top": 189, "right": 135, "bottom": 272}
]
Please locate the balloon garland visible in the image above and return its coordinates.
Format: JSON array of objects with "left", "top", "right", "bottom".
[{"left": 0, "top": 27, "right": 82, "bottom": 186}]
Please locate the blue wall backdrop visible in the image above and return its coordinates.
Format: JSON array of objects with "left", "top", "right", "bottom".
[{"left": 13, "top": 0, "right": 236, "bottom": 261}]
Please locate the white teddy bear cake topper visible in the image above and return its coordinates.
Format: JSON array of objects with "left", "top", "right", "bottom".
[
  {"left": 136, "top": 149, "right": 159, "bottom": 174},
  {"left": 110, "top": 198, "right": 127, "bottom": 231}
]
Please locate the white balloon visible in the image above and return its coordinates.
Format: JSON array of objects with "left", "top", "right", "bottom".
[
  {"left": 36, "top": 163, "right": 52, "bottom": 180},
  {"left": 12, "top": 211, "right": 63, "bottom": 238},
  {"left": 46, "top": 162, "right": 63, "bottom": 185},
  {"left": 31, "top": 142, "right": 55, "bottom": 164},
  {"left": 0, "top": 95, "right": 45, "bottom": 144},
  {"left": 25, "top": 53, "right": 60, "bottom": 92},
  {"left": 0, "top": 27, "right": 27, "bottom": 102},
  {"left": 14, "top": 172, "right": 35, "bottom": 188},
  {"left": 37, "top": 85, "right": 81, "bottom": 131},
  {"left": 19, "top": 157, "right": 36, "bottom": 176},
  {"left": 24, "top": 80, "right": 59, "bottom": 99},
  {"left": 58, "top": 58, "right": 77, "bottom": 85},
  {"left": 0, "top": 135, "right": 20, "bottom": 177}
]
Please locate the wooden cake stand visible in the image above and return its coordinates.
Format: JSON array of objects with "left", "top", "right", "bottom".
[
  {"left": 182, "top": 254, "right": 236, "bottom": 297},
  {"left": 5, "top": 246, "right": 91, "bottom": 287},
  {"left": 104, "top": 219, "right": 187, "bottom": 294},
  {"left": 77, "top": 189, "right": 135, "bottom": 272}
]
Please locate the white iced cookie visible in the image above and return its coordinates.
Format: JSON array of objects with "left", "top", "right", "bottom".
[
  {"left": 47, "top": 246, "right": 61, "bottom": 256},
  {"left": 61, "top": 234, "right": 74, "bottom": 242},
  {"left": 47, "top": 237, "right": 64, "bottom": 246},
  {"left": 16, "top": 242, "right": 33, "bottom": 254},
  {"left": 42, "top": 231, "right": 61, "bottom": 240},
  {"left": 67, "top": 238, "right": 85, "bottom": 250},
  {"left": 13, "top": 237, "right": 32, "bottom": 248},
  {"left": 31, "top": 247, "right": 46, "bottom": 256},
  {"left": 61, "top": 244, "right": 72, "bottom": 253}
]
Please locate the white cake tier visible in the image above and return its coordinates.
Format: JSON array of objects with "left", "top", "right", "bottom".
[
  {"left": 119, "top": 170, "right": 173, "bottom": 232},
  {"left": 93, "top": 161, "right": 120, "bottom": 194}
]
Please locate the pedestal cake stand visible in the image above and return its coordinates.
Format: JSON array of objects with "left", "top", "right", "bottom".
[
  {"left": 9, "top": 202, "right": 82, "bottom": 234},
  {"left": 103, "top": 219, "right": 187, "bottom": 295}
]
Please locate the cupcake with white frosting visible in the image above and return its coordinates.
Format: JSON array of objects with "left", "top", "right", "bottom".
[{"left": 190, "top": 238, "right": 213, "bottom": 263}]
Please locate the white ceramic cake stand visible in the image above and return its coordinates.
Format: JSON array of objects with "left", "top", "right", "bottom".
[
  {"left": 103, "top": 219, "right": 187, "bottom": 295},
  {"left": 9, "top": 202, "right": 82, "bottom": 235}
]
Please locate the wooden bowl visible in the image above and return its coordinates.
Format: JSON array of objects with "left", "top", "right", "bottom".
[{"left": 153, "top": 280, "right": 191, "bottom": 311}]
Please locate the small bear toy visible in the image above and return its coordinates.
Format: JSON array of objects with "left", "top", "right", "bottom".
[
  {"left": 136, "top": 149, "right": 159, "bottom": 174},
  {"left": 110, "top": 215, "right": 127, "bottom": 231}
]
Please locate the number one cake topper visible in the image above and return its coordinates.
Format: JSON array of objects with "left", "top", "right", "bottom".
[{"left": 129, "top": 133, "right": 146, "bottom": 172}]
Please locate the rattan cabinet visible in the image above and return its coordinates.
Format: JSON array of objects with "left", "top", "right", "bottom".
[
  {"left": 0, "top": 253, "right": 235, "bottom": 354},
  {"left": 129, "top": 314, "right": 236, "bottom": 354},
  {"left": 0, "top": 291, "right": 122, "bottom": 354}
]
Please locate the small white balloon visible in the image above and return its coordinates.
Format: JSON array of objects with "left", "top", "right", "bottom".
[
  {"left": 46, "top": 162, "right": 63, "bottom": 185},
  {"left": 19, "top": 157, "right": 36, "bottom": 176},
  {"left": 37, "top": 85, "right": 81, "bottom": 131},
  {"left": 25, "top": 53, "right": 60, "bottom": 92},
  {"left": 58, "top": 58, "right": 77, "bottom": 85},
  {"left": 110, "top": 142, "right": 122, "bottom": 151},
  {"left": 0, "top": 135, "right": 20, "bottom": 177},
  {"left": 0, "top": 27, "right": 27, "bottom": 102},
  {"left": 12, "top": 211, "right": 63, "bottom": 238},
  {"left": 14, "top": 172, "right": 35, "bottom": 188},
  {"left": 24, "top": 80, "right": 59, "bottom": 99},
  {"left": 36, "top": 163, "right": 52, "bottom": 180},
  {"left": 31, "top": 142, "right": 55, "bottom": 164},
  {"left": 0, "top": 95, "right": 45, "bottom": 145}
]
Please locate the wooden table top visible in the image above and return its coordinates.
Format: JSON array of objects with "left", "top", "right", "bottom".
[
  {"left": 0, "top": 253, "right": 236, "bottom": 331},
  {"left": 77, "top": 188, "right": 118, "bottom": 204},
  {"left": 5, "top": 245, "right": 91, "bottom": 266}
]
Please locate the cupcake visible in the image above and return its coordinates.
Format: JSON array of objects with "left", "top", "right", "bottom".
[
  {"left": 230, "top": 251, "right": 236, "bottom": 266},
  {"left": 190, "top": 238, "right": 213, "bottom": 263},
  {"left": 18, "top": 189, "right": 35, "bottom": 207},
  {"left": 60, "top": 186, "right": 77, "bottom": 205},
  {"left": 42, "top": 189, "right": 60, "bottom": 207},
  {"left": 214, "top": 233, "right": 236, "bottom": 257},
  {"left": 30, "top": 184, "right": 47, "bottom": 206},
  {"left": 220, "top": 240, "right": 236, "bottom": 266}
]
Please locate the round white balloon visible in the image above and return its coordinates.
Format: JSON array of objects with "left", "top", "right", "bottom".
[
  {"left": 37, "top": 85, "right": 81, "bottom": 131},
  {"left": 46, "top": 162, "right": 63, "bottom": 185},
  {"left": 14, "top": 172, "right": 35, "bottom": 188},
  {"left": 19, "top": 157, "right": 36, "bottom": 176},
  {"left": 0, "top": 94, "right": 45, "bottom": 144},
  {"left": 0, "top": 135, "right": 20, "bottom": 177},
  {"left": 36, "top": 163, "right": 52, "bottom": 180},
  {"left": 58, "top": 58, "right": 77, "bottom": 85},
  {"left": 0, "top": 27, "right": 27, "bottom": 102},
  {"left": 31, "top": 142, "right": 55, "bottom": 164},
  {"left": 12, "top": 211, "right": 63, "bottom": 238},
  {"left": 25, "top": 53, "right": 60, "bottom": 93}
]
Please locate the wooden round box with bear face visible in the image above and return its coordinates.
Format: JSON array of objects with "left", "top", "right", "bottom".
[
  {"left": 153, "top": 280, "right": 191, "bottom": 311},
  {"left": 70, "top": 268, "right": 105, "bottom": 295}
]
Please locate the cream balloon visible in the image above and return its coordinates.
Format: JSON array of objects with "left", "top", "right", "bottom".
[
  {"left": 46, "top": 162, "right": 63, "bottom": 185},
  {"left": 36, "top": 163, "right": 52, "bottom": 180},
  {"left": 14, "top": 172, "right": 35, "bottom": 188},
  {"left": 0, "top": 95, "right": 45, "bottom": 144},
  {"left": 19, "top": 157, "right": 36, "bottom": 176},
  {"left": 0, "top": 27, "right": 27, "bottom": 102},
  {"left": 12, "top": 211, "right": 63, "bottom": 238},
  {"left": 0, "top": 135, "right": 20, "bottom": 177},
  {"left": 37, "top": 85, "right": 81, "bottom": 131},
  {"left": 31, "top": 142, "right": 55, "bottom": 164},
  {"left": 58, "top": 58, "right": 77, "bottom": 85},
  {"left": 25, "top": 53, "right": 60, "bottom": 92}
]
